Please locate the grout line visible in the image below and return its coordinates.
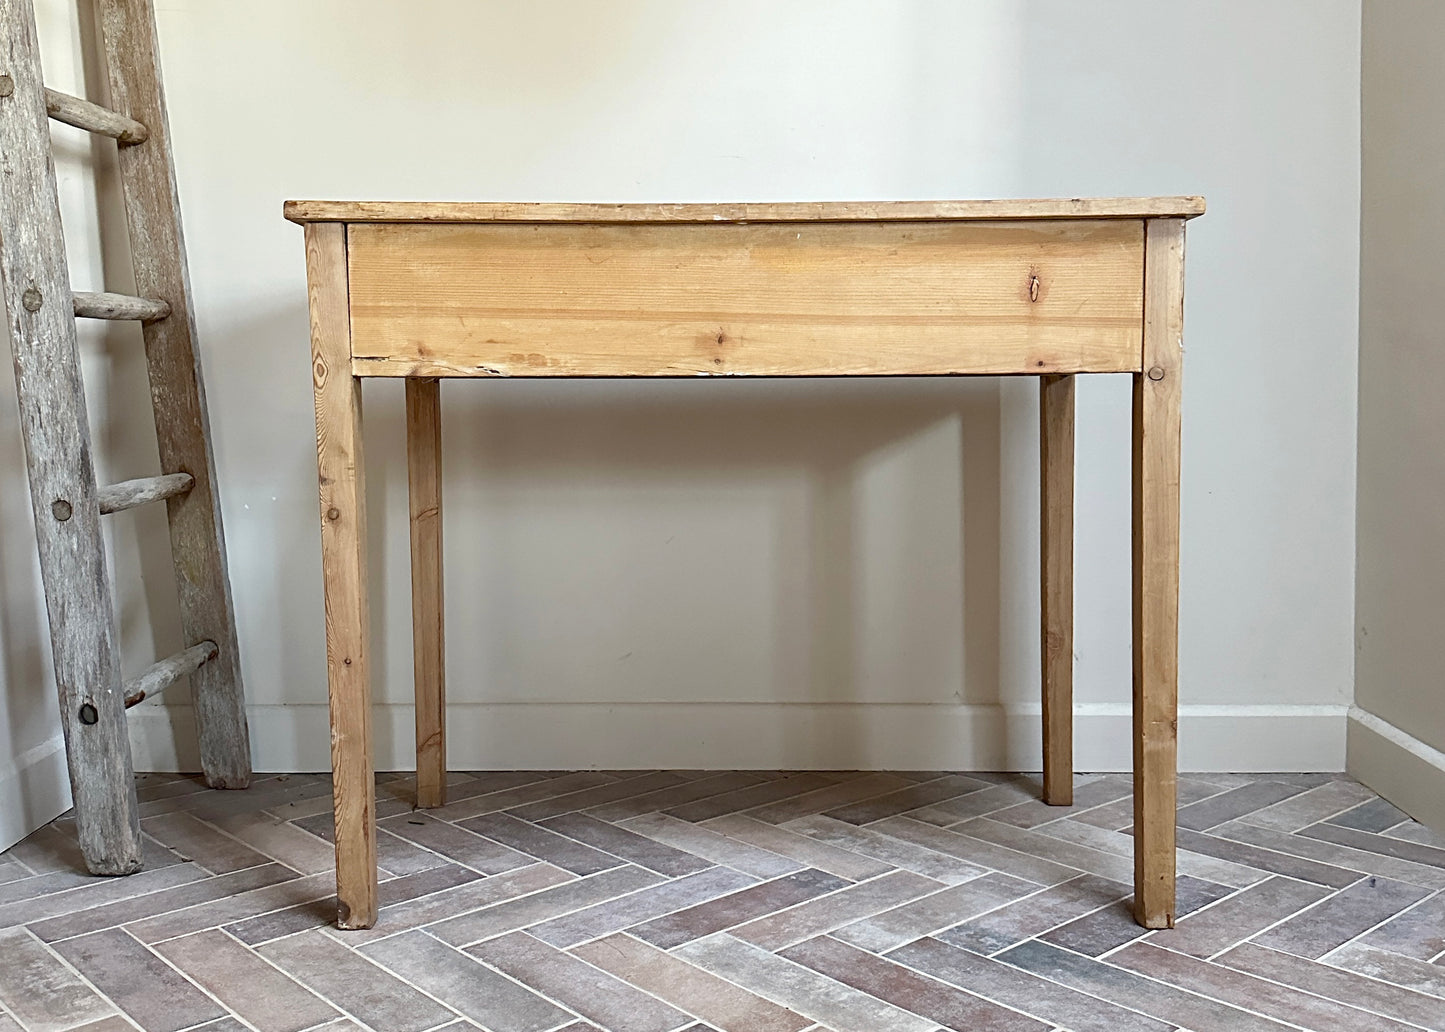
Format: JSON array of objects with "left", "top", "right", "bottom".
[
  {"left": 434, "top": 864, "right": 676, "bottom": 950},
  {"left": 416, "top": 926, "right": 590, "bottom": 1027},
  {"left": 0, "top": 860, "right": 210, "bottom": 922},
  {"left": 1142, "top": 941, "right": 1439, "bottom": 1031},
  {"left": 979, "top": 893, "right": 1134, "bottom": 960},
  {"left": 11, "top": 772, "right": 1445, "bottom": 1032},
  {"left": 1080, "top": 939, "right": 1328, "bottom": 1032},
  {"left": 37, "top": 863, "right": 305, "bottom": 945},
  {"left": 148, "top": 810, "right": 309, "bottom": 878},
  {"left": 1216, "top": 942, "right": 1443, "bottom": 1029},
  {"left": 254, "top": 923, "right": 468, "bottom": 1030},
  {"left": 1199, "top": 879, "right": 1362, "bottom": 962},
  {"left": 948, "top": 936, "right": 1178, "bottom": 1032},
  {"left": 1138, "top": 877, "right": 1259, "bottom": 937},
  {"left": 522, "top": 867, "right": 771, "bottom": 950},
  {"left": 117, "top": 925, "right": 262, "bottom": 1032},
  {"left": 1317, "top": 888, "right": 1440, "bottom": 965},
  {"left": 1207, "top": 821, "right": 1445, "bottom": 889},
  {"left": 1022, "top": 796, "right": 1128, "bottom": 830},
  {"left": 4, "top": 854, "right": 41, "bottom": 878},
  {"left": 523, "top": 928, "right": 708, "bottom": 1028},
  {"left": 823, "top": 931, "right": 1100, "bottom": 1030},
  {"left": 138, "top": 876, "right": 342, "bottom": 947},
  {"left": 1291, "top": 801, "right": 1389, "bottom": 835},
  {"left": 328, "top": 867, "right": 574, "bottom": 949},
  {"left": 1186, "top": 825, "right": 1389, "bottom": 885}
]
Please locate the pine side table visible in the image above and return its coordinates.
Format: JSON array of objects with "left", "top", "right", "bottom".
[{"left": 286, "top": 197, "right": 1203, "bottom": 930}]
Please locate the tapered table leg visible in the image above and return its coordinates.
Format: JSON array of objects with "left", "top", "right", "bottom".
[
  {"left": 407, "top": 378, "right": 446, "bottom": 809},
  {"left": 305, "top": 222, "right": 377, "bottom": 929},
  {"left": 1040, "top": 374, "right": 1075, "bottom": 806},
  {"left": 1132, "top": 218, "right": 1185, "bottom": 928}
]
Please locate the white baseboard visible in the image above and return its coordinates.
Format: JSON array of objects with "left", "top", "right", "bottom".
[
  {"left": 128, "top": 701, "right": 1348, "bottom": 774},
  {"left": 1347, "top": 706, "right": 1445, "bottom": 835},
  {"left": 0, "top": 734, "right": 72, "bottom": 853}
]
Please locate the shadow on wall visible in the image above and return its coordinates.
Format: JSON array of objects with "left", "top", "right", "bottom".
[
  {"left": 57, "top": 1, "right": 1100, "bottom": 773},
  {"left": 0, "top": 358, "right": 64, "bottom": 831},
  {"left": 145, "top": 298, "right": 1054, "bottom": 773},
  {"left": 374, "top": 375, "right": 1012, "bottom": 769}
]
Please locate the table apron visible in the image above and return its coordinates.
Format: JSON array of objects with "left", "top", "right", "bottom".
[{"left": 344, "top": 218, "right": 1148, "bottom": 378}]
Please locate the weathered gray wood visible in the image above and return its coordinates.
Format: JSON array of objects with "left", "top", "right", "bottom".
[
  {"left": 123, "top": 640, "right": 216, "bottom": 708},
  {"left": 43, "top": 85, "right": 146, "bottom": 143},
  {"left": 0, "top": 0, "right": 142, "bottom": 874},
  {"left": 73, "top": 289, "right": 169, "bottom": 322},
  {"left": 98, "top": 472, "right": 193, "bottom": 514},
  {"left": 97, "top": 0, "right": 251, "bottom": 788}
]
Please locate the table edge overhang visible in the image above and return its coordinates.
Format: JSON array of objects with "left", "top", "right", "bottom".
[{"left": 283, "top": 197, "right": 1206, "bottom": 225}]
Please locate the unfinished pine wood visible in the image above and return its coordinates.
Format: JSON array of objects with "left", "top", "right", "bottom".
[
  {"left": 347, "top": 220, "right": 1146, "bottom": 378},
  {"left": 72, "top": 289, "right": 169, "bottom": 322},
  {"left": 0, "top": 0, "right": 142, "bottom": 874},
  {"left": 43, "top": 85, "right": 146, "bottom": 143},
  {"left": 305, "top": 221, "right": 378, "bottom": 929},
  {"left": 97, "top": 0, "right": 251, "bottom": 789},
  {"left": 98, "top": 472, "right": 193, "bottom": 514},
  {"left": 1039, "top": 373, "right": 1075, "bottom": 806},
  {"left": 123, "top": 640, "right": 216, "bottom": 708},
  {"left": 406, "top": 378, "right": 446, "bottom": 809},
  {"left": 300, "top": 197, "right": 1198, "bottom": 930},
  {"left": 286, "top": 196, "right": 1206, "bottom": 225},
  {"left": 1133, "top": 218, "right": 1186, "bottom": 929}
]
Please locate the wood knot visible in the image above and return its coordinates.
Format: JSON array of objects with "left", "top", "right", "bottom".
[
  {"left": 326, "top": 507, "right": 341, "bottom": 521},
  {"left": 1147, "top": 366, "right": 1166, "bottom": 382},
  {"left": 701, "top": 327, "right": 733, "bottom": 367},
  {"left": 22, "top": 287, "right": 42, "bottom": 313},
  {"left": 51, "top": 499, "right": 72, "bottom": 521},
  {"left": 0, "top": 75, "right": 14, "bottom": 98},
  {"left": 1028, "top": 274, "right": 1041, "bottom": 303}
]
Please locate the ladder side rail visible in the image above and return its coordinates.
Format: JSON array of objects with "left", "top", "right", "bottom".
[
  {"left": 96, "top": 0, "right": 251, "bottom": 788},
  {"left": 0, "top": 0, "right": 142, "bottom": 873}
]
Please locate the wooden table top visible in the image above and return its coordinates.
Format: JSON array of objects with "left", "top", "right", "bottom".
[{"left": 283, "top": 197, "right": 1206, "bottom": 225}]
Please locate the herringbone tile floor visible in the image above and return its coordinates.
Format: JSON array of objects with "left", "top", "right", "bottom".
[{"left": 2, "top": 770, "right": 1444, "bottom": 1032}]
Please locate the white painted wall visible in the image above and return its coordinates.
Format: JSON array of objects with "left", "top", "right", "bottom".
[
  {"left": 3, "top": 1, "right": 1362, "bottom": 844},
  {"left": 1350, "top": 0, "right": 1445, "bottom": 833}
]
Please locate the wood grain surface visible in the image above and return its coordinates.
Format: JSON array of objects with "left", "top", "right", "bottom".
[
  {"left": 1133, "top": 218, "right": 1186, "bottom": 928},
  {"left": 305, "top": 221, "right": 379, "bottom": 929},
  {"left": 347, "top": 219, "right": 1146, "bottom": 378},
  {"left": 406, "top": 378, "right": 446, "bottom": 810},
  {"left": 285, "top": 196, "right": 1206, "bottom": 225},
  {"left": 1039, "top": 373, "right": 1076, "bottom": 807},
  {"left": 98, "top": 0, "right": 252, "bottom": 788},
  {"left": 0, "top": 0, "right": 142, "bottom": 873}
]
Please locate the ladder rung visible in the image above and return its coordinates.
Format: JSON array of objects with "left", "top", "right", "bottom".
[
  {"left": 73, "top": 290, "right": 171, "bottom": 322},
  {"left": 98, "top": 473, "right": 194, "bottom": 515},
  {"left": 44, "top": 87, "right": 148, "bottom": 144},
  {"left": 123, "top": 641, "right": 217, "bottom": 708}
]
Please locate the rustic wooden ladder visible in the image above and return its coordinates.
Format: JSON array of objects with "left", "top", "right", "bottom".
[{"left": 0, "top": 0, "right": 250, "bottom": 874}]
